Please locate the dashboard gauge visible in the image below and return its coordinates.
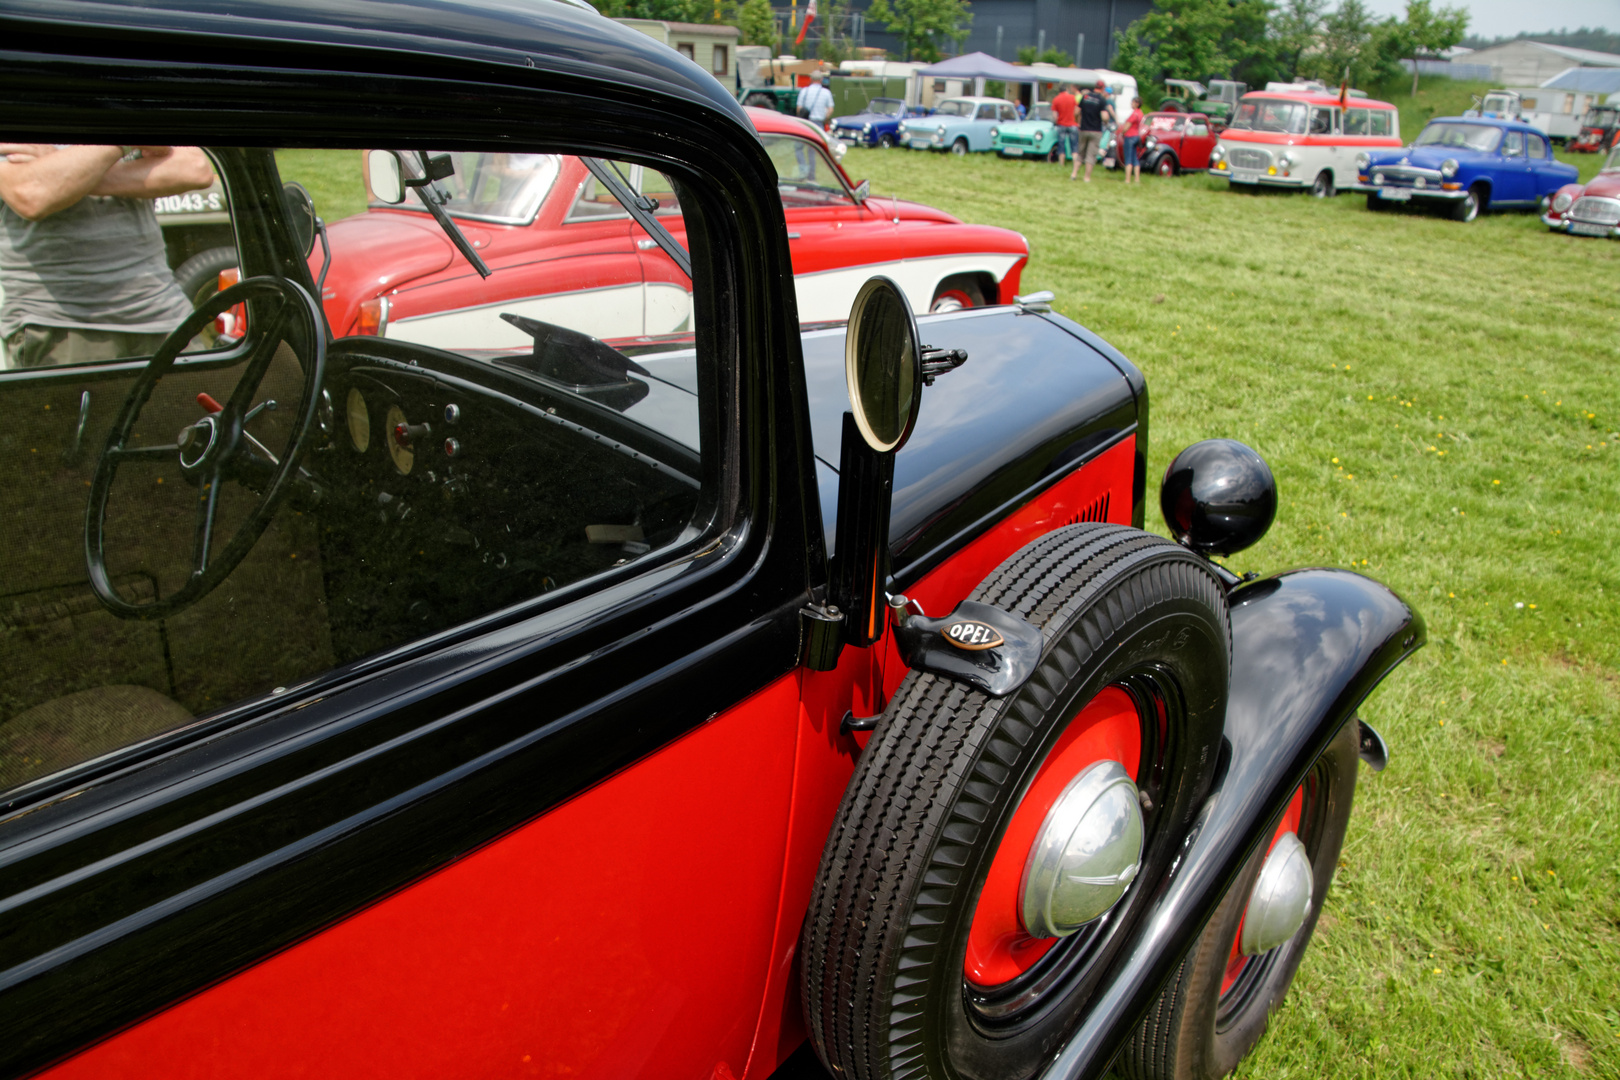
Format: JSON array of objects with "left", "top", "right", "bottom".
[
  {"left": 346, "top": 387, "right": 370, "bottom": 452},
  {"left": 386, "top": 404, "right": 413, "bottom": 475}
]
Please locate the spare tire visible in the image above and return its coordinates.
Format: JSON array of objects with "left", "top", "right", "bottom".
[{"left": 801, "top": 523, "right": 1229, "bottom": 1080}]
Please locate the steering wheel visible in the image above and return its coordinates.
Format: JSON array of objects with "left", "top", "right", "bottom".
[{"left": 87, "top": 276, "right": 326, "bottom": 620}]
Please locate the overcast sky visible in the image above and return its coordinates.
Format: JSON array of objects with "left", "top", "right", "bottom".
[{"left": 1358, "top": 0, "right": 1616, "bottom": 40}]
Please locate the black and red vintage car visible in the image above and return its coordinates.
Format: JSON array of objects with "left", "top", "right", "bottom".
[
  {"left": 1139, "top": 111, "right": 1220, "bottom": 176},
  {"left": 0, "top": 2, "right": 1422, "bottom": 1079}
]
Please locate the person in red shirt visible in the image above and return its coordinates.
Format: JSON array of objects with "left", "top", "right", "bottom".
[
  {"left": 1120, "top": 96, "right": 1144, "bottom": 184},
  {"left": 1050, "top": 84, "right": 1079, "bottom": 172}
]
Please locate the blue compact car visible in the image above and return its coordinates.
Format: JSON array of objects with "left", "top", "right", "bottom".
[
  {"left": 1357, "top": 116, "right": 1578, "bottom": 222},
  {"left": 828, "top": 97, "right": 933, "bottom": 149},
  {"left": 899, "top": 97, "right": 1020, "bottom": 154}
]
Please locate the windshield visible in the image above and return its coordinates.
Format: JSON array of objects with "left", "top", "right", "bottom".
[
  {"left": 368, "top": 151, "right": 560, "bottom": 225},
  {"left": 1606, "top": 144, "right": 1620, "bottom": 171},
  {"left": 1148, "top": 115, "right": 1183, "bottom": 133},
  {"left": 1028, "top": 103, "right": 1053, "bottom": 122},
  {"left": 1414, "top": 123, "right": 1501, "bottom": 152},
  {"left": 1589, "top": 106, "right": 1619, "bottom": 125},
  {"left": 934, "top": 100, "right": 973, "bottom": 118},
  {"left": 869, "top": 98, "right": 904, "bottom": 118},
  {"left": 1229, "top": 98, "right": 1308, "bottom": 134},
  {"left": 1481, "top": 94, "right": 1514, "bottom": 112},
  {"left": 761, "top": 133, "right": 853, "bottom": 206}
]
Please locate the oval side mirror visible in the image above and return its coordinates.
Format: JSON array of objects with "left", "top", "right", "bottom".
[
  {"left": 368, "top": 149, "right": 406, "bottom": 204},
  {"left": 845, "top": 275, "right": 922, "bottom": 454},
  {"left": 281, "top": 181, "right": 317, "bottom": 258}
]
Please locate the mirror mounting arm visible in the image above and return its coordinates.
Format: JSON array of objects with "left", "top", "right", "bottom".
[{"left": 919, "top": 346, "right": 967, "bottom": 385}]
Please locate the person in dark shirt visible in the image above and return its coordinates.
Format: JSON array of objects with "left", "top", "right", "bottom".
[{"left": 1074, "top": 80, "right": 1114, "bottom": 182}]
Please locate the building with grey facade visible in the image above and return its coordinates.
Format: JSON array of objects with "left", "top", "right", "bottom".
[{"left": 818, "top": 0, "right": 1152, "bottom": 71}]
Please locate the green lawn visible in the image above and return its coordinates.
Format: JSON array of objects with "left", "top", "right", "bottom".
[
  {"left": 842, "top": 139, "right": 1618, "bottom": 1077},
  {"left": 271, "top": 122, "right": 1619, "bottom": 1076}
]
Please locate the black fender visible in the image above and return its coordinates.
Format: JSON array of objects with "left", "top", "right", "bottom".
[{"left": 1041, "top": 567, "right": 1425, "bottom": 1079}]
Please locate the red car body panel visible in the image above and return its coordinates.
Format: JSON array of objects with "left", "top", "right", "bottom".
[
  {"left": 316, "top": 110, "right": 1027, "bottom": 345},
  {"left": 41, "top": 438, "right": 1134, "bottom": 1080}
]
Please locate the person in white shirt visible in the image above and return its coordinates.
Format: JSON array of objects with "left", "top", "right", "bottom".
[{"left": 796, "top": 76, "right": 834, "bottom": 126}]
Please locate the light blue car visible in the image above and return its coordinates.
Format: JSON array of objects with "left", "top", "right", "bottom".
[{"left": 899, "top": 97, "right": 1020, "bottom": 155}]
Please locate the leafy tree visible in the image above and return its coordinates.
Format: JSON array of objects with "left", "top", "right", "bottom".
[
  {"left": 1111, "top": 0, "right": 1236, "bottom": 86},
  {"left": 738, "top": 0, "right": 776, "bottom": 48},
  {"left": 1016, "top": 45, "right": 1072, "bottom": 66},
  {"left": 864, "top": 0, "right": 973, "bottom": 62},
  {"left": 1299, "top": 0, "right": 1399, "bottom": 88},
  {"left": 817, "top": 0, "right": 857, "bottom": 62},
  {"left": 1384, "top": 0, "right": 1468, "bottom": 95},
  {"left": 1272, "top": 0, "right": 1329, "bottom": 79}
]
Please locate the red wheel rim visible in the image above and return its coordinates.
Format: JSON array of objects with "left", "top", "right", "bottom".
[
  {"left": 964, "top": 685, "right": 1142, "bottom": 987},
  {"left": 929, "top": 288, "right": 974, "bottom": 313},
  {"left": 1219, "top": 785, "right": 1305, "bottom": 996}
]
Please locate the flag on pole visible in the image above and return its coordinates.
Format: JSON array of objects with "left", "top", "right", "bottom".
[{"left": 795, "top": 0, "right": 817, "bottom": 46}]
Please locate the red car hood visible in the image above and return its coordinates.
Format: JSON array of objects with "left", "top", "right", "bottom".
[
  {"left": 880, "top": 197, "right": 960, "bottom": 225},
  {"left": 322, "top": 212, "right": 456, "bottom": 290},
  {"left": 1580, "top": 171, "right": 1620, "bottom": 198}
]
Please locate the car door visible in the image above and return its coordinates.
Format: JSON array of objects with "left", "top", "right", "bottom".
[
  {"left": 1523, "top": 132, "right": 1559, "bottom": 199},
  {"left": 1184, "top": 117, "right": 1216, "bottom": 168},
  {"left": 1306, "top": 105, "right": 1342, "bottom": 185},
  {"left": 0, "top": 46, "right": 821, "bottom": 1080},
  {"left": 1495, "top": 129, "right": 1533, "bottom": 203},
  {"left": 974, "top": 103, "right": 1000, "bottom": 148}
]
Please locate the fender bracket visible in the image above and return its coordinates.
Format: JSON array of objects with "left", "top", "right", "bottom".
[{"left": 888, "top": 595, "right": 1042, "bottom": 697}]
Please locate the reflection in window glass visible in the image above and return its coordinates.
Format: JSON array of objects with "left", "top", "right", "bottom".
[
  {"left": 0, "top": 144, "right": 709, "bottom": 796},
  {"left": 762, "top": 134, "right": 853, "bottom": 207},
  {"left": 1230, "top": 99, "right": 1308, "bottom": 135},
  {"left": 1369, "top": 110, "right": 1393, "bottom": 137},
  {"left": 1414, "top": 123, "right": 1499, "bottom": 152}
]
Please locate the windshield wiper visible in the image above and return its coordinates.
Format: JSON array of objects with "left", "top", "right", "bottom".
[
  {"left": 404, "top": 151, "right": 492, "bottom": 279},
  {"left": 581, "top": 158, "right": 691, "bottom": 279}
]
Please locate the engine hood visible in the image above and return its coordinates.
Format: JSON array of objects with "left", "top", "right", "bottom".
[
  {"left": 323, "top": 211, "right": 457, "bottom": 290},
  {"left": 1365, "top": 144, "right": 1477, "bottom": 168}
]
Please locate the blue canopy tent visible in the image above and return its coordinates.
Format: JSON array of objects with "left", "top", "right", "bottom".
[{"left": 912, "top": 52, "right": 1039, "bottom": 102}]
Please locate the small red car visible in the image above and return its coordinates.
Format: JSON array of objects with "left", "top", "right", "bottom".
[
  {"left": 1139, "top": 112, "right": 1219, "bottom": 176},
  {"left": 315, "top": 107, "right": 1028, "bottom": 348},
  {"left": 1543, "top": 142, "right": 1620, "bottom": 238}
]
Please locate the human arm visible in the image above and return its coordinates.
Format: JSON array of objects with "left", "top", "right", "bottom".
[
  {"left": 0, "top": 143, "right": 123, "bottom": 220},
  {"left": 90, "top": 146, "right": 214, "bottom": 200}
]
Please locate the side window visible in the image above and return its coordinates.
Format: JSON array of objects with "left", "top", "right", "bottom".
[
  {"left": 1344, "top": 108, "right": 1369, "bottom": 135},
  {"left": 976, "top": 105, "right": 996, "bottom": 121},
  {"left": 1000, "top": 104, "right": 1018, "bottom": 122},
  {"left": 1309, "top": 107, "right": 1336, "bottom": 135},
  {"left": 0, "top": 143, "right": 711, "bottom": 796},
  {"left": 1368, "top": 110, "right": 1393, "bottom": 137},
  {"left": 677, "top": 42, "right": 695, "bottom": 62},
  {"left": 1502, "top": 131, "right": 1524, "bottom": 157},
  {"left": 761, "top": 134, "right": 853, "bottom": 206},
  {"left": 712, "top": 44, "right": 728, "bottom": 76},
  {"left": 0, "top": 145, "right": 237, "bottom": 370},
  {"left": 1528, "top": 134, "right": 1547, "bottom": 159},
  {"left": 1188, "top": 121, "right": 1210, "bottom": 138}
]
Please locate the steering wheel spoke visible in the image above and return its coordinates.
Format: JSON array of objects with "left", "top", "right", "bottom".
[{"left": 86, "top": 275, "right": 326, "bottom": 620}]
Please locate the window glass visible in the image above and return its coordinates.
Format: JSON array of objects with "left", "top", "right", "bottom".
[
  {"left": 1527, "top": 135, "right": 1547, "bottom": 159},
  {"left": 1414, "top": 122, "right": 1498, "bottom": 151},
  {"left": 999, "top": 105, "right": 1018, "bottom": 122},
  {"left": 1308, "top": 107, "right": 1336, "bottom": 135},
  {"left": 367, "top": 151, "right": 560, "bottom": 225},
  {"left": 1147, "top": 115, "right": 1182, "bottom": 133},
  {"left": 1188, "top": 121, "right": 1210, "bottom": 138},
  {"left": 1368, "top": 110, "right": 1393, "bottom": 137},
  {"left": 1, "top": 145, "right": 240, "bottom": 369},
  {"left": 1230, "top": 99, "right": 1307, "bottom": 135},
  {"left": 0, "top": 143, "right": 711, "bottom": 795},
  {"left": 975, "top": 105, "right": 997, "bottom": 121},
  {"left": 712, "top": 44, "right": 728, "bottom": 75},
  {"left": 934, "top": 100, "right": 973, "bottom": 118},
  {"left": 1344, "top": 108, "right": 1370, "bottom": 135},
  {"left": 677, "top": 43, "right": 695, "bottom": 61},
  {"left": 761, "top": 134, "right": 853, "bottom": 206},
  {"left": 1502, "top": 130, "right": 1524, "bottom": 157}
]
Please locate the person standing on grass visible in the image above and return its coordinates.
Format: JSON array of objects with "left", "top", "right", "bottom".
[
  {"left": 1120, "top": 97, "right": 1144, "bottom": 184},
  {"left": 798, "top": 75, "right": 834, "bottom": 128},
  {"left": 1075, "top": 79, "right": 1113, "bottom": 182},
  {"left": 1051, "top": 84, "right": 1079, "bottom": 173}
]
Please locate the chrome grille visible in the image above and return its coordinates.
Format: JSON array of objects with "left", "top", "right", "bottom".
[
  {"left": 1571, "top": 196, "right": 1620, "bottom": 225},
  {"left": 1373, "top": 166, "right": 1439, "bottom": 186},
  {"left": 1001, "top": 133, "right": 1035, "bottom": 146},
  {"left": 1228, "top": 148, "right": 1270, "bottom": 170}
]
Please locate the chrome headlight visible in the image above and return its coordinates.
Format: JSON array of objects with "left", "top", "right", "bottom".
[
  {"left": 1277, "top": 152, "right": 1295, "bottom": 168},
  {"left": 932, "top": 130, "right": 944, "bottom": 143},
  {"left": 1552, "top": 190, "right": 1574, "bottom": 213},
  {"left": 1144, "top": 136, "right": 1157, "bottom": 148},
  {"left": 862, "top": 122, "right": 872, "bottom": 133},
  {"left": 1440, "top": 158, "right": 1459, "bottom": 178},
  {"left": 990, "top": 126, "right": 999, "bottom": 139},
  {"left": 1209, "top": 145, "right": 1225, "bottom": 163},
  {"left": 1355, "top": 152, "right": 1370, "bottom": 170},
  {"left": 1414, "top": 176, "right": 1427, "bottom": 189},
  {"left": 1372, "top": 171, "right": 1384, "bottom": 185}
]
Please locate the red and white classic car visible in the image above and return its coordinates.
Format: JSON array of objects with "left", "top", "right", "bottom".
[
  {"left": 1543, "top": 142, "right": 1620, "bottom": 238},
  {"left": 1210, "top": 90, "right": 1401, "bottom": 197},
  {"left": 312, "top": 107, "right": 1028, "bottom": 352}
]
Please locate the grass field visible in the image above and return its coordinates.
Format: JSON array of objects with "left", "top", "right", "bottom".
[
  {"left": 277, "top": 95, "right": 1619, "bottom": 1075},
  {"left": 842, "top": 94, "right": 1619, "bottom": 1076}
]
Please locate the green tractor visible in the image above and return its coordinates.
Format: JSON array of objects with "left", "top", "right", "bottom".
[{"left": 1161, "top": 79, "right": 1247, "bottom": 124}]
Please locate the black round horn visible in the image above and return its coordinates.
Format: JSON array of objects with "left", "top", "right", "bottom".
[{"left": 1160, "top": 439, "right": 1277, "bottom": 557}]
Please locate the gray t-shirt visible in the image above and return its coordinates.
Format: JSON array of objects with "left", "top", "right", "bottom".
[{"left": 0, "top": 194, "right": 192, "bottom": 338}]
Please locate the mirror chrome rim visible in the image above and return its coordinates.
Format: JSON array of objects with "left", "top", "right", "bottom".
[{"left": 844, "top": 275, "right": 922, "bottom": 454}]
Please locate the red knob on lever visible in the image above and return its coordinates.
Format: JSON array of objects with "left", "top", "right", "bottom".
[{"left": 197, "top": 392, "right": 225, "bottom": 414}]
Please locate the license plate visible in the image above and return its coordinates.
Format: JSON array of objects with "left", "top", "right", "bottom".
[
  {"left": 1378, "top": 189, "right": 1411, "bottom": 201},
  {"left": 909, "top": 140, "right": 930, "bottom": 150},
  {"left": 1003, "top": 147, "right": 1023, "bottom": 156},
  {"left": 1571, "top": 221, "right": 1610, "bottom": 236},
  {"left": 1229, "top": 170, "right": 1258, "bottom": 182}
]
